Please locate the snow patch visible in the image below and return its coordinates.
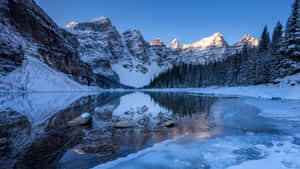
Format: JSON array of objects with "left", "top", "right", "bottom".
[
  {"left": 2, "top": 57, "right": 98, "bottom": 92},
  {"left": 227, "top": 141, "right": 300, "bottom": 169},
  {"left": 111, "top": 62, "right": 164, "bottom": 88}
]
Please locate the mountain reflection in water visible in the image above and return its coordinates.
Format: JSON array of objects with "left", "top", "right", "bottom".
[{"left": 0, "top": 92, "right": 235, "bottom": 169}]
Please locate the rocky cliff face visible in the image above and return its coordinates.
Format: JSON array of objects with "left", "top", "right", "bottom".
[
  {"left": 66, "top": 18, "right": 170, "bottom": 87},
  {"left": 0, "top": 0, "right": 124, "bottom": 90},
  {"left": 168, "top": 39, "right": 181, "bottom": 50},
  {"left": 1, "top": 0, "right": 260, "bottom": 89},
  {"left": 65, "top": 16, "right": 260, "bottom": 87},
  {"left": 234, "top": 34, "right": 260, "bottom": 49}
]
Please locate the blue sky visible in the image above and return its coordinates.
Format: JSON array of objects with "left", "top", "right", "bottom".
[{"left": 36, "top": 0, "right": 293, "bottom": 45}]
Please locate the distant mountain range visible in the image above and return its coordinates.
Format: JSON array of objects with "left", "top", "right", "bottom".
[
  {"left": 65, "top": 17, "right": 259, "bottom": 87},
  {"left": 0, "top": 0, "right": 260, "bottom": 90}
]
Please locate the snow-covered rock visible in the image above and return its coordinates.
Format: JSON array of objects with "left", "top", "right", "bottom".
[
  {"left": 234, "top": 34, "right": 260, "bottom": 49},
  {"left": 150, "top": 39, "right": 164, "bottom": 46},
  {"left": 183, "top": 32, "right": 228, "bottom": 50},
  {"left": 65, "top": 21, "right": 78, "bottom": 28},
  {"left": 3, "top": 57, "right": 96, "bottom": 92},
  {"left": 68, "top": 112, "right": 91, "bottom": 127},
  {"left": 0, "top": 0, "right": 123, "bottom": 91},
  {"left": 67, "top": 17, "right": 171, "bottom": 87},
  {"left": 168, "top": 39, "right": 181, "bottom": 50},
  {"left": 1, "top": 0, "right": 263, "bottom": 89}
]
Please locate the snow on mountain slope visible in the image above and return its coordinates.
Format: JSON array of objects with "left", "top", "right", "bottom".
[
  {"left": 182, "top": 32, "right": 228, "bottom": 50},
  {"left": 111, "top": 61, "right": 164, "bottom": 88},
  {"left": 168, "top": 39, "right": 181, "bottom": 50},
  {"left": 66, "top": 18, "right": 171, "bottom": 88},
  {"left": 65, "top": 16, "right": 261, "bottom": 88},
  {"left": 234, "top": 34, "right": 260, "bottom": 49},
  {"left": 178, "top": 33, "right": 231, "bottom": 64},
  {"left": 2, "top": 57, "right": 97, "bottom": 92}
]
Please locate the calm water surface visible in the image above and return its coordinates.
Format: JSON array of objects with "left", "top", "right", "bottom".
[{"left": 0, "top": 92, "right": 300, "bottom": 169}]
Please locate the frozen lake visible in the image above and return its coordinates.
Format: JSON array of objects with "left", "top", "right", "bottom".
[{"left": 0, "top": 92, "right": 300, "bottom": 169}]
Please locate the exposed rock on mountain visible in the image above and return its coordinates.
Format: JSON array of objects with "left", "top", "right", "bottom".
[
  {"left": 0, "top": 0, "right": 262, "bottom": 89},
  {"left": 66, "top": 17, "right": 124, "bottom": 81},
  {"left": 65, "top": 21, "right": 78, "bottom": 28},
  {"left": 168, "top": 39, "right": 181, "bottom": 50},
  {"left": 66, "top": 17, "right": 169, "bottom": 87},
  {"left": 178, "top": 33, "right": 231, "bottom": 64},
  {"left": 150, "top": 39, "right": 164, "bottom": 46},
  {"left": 122, "top": 29, "right": 153, "bottom": 64},
  {"left": 0, "top": 0, "right": 124, "bottom": 91},
  {"left": 183, "top": 32, "right": 228, "bottom": 50},
  {"left": 234, "top": 34, "right": 260, "bottom": 49}
]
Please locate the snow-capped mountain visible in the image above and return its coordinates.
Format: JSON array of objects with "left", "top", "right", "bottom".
[
  {"left": 168, "top": 39, "right": 181, "bottom": 50},
  {"left": 0, "top": 0, "right": 124, "bottom": 91},
  {"left": 65, "top": 17, "right": 260, "bottom": 87},
  {"left": 0, "top": 0, "right": 260, "bottom": 90},
  {"left": 234, "top": 34, "right": 260, "bottom": 49},
  {"left": 182, "top": 32, "right": 228, "bottom": 50},
  {"left": 178, "top": 33, "right": 230, "bottom": 64},
  {"left": 151, "top": 39, "right": 164, "bottom": 46},
  {"left": 66, "top": 17, "right": 171, "bottom": 87}
]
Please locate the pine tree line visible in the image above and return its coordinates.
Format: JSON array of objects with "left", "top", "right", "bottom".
[{"left": 145, "top": 0, "right": 300, "bottom": 89}]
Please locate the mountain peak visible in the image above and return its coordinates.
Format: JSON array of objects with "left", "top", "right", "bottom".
[
  {"left": 234, "top": 34, "right": 259, "bottom": 47},
  {"left": 150, "top": 39, "right": 164, "bottom": 46},
  {"left": 183, "top": 32, "right": 227, "bottom": 50},
  {"left": 213, "top": 32, "right": 224, "bottom": 37},
  {"left": 65, "top": 21, "right": 78, "bottom": 28},
  {"left": 66, "top": 16, "right": 114, "bottom": 32},
  {"left": 168, "top": 38, "right": 181, "bottom": 49},
  {"left": 90, "top": 16, "right": 110, "bottom": 23}
]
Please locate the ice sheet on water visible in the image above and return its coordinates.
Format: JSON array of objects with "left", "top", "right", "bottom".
[
  {"left": 245, "top": 98, "right": 300, "bottom": 122},
  {"left": 93, "top": 94, "right": 300, "bottom": 169},
  {"left": 93, "top": 133, "right": 300, "bottom": 169}
]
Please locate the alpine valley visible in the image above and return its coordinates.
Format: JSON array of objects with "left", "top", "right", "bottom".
[{"left": 0, "top": 0, "right": 267, "bottom": 90}]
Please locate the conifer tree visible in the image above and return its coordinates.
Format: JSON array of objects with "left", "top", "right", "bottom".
[
  {"left": 271, "top": 21, "right": 283, "bottom": 54},
  {"left": 259, "top": 26, "right": 271, "bottom": 52},
  {"left": 283, "top": 0, "right": 300, "bottom": 60}
]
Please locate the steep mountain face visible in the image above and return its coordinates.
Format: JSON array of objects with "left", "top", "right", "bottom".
[
  {"left": 0, "top": 0, "right": 123, "bottom": 91},
  {"left": 0, "top": 0, "right": 260, "bottom": 89},
  {"left": 66, "top": 16, "right": 262, "bottom": 88},
  {"left": 179, "top": 33, "right": 231, "bottom": 64},
  {"left": 66, "top": 17, "right": 123, "bottom": 81},
  {"left": 168, "top": 39, "right": 181, "bottom": 50},
  {"left": 183, "top": 32, "right": 228, "bottom": 50},
  {"left": 65, "top": 16, "right": 261, "bottom": 87},
  {"left": 234, "top": 34, "right": 260, "bottom": 49},
  {"left": 66, "top": 19, "right": 171, "bottom": 88},
  {"left": 150, "top": 39, "right": 164, "bottom": 46}
]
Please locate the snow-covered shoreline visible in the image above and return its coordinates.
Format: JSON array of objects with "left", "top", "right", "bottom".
[
  {"left": 1, "top": 64, "right": 299, "bottom": 100},
  {"left": 144, "top": 73, "right": 300, "bottom": 100}
]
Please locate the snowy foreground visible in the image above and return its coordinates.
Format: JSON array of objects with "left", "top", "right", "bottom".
[{"left": 145, "top": 73, "right": 300, "bottom": 100}]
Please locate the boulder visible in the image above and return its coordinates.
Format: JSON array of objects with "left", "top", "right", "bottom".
[
  {"left": 137, "top": 105, "right": 148, "bottom": 114},
  {"left": 163, "top": 120, "right": 177, "bottom": 128},
  {"left": 114, "top": 121, "right": 134, "bottom": 129},
  {"left": 68, "top": 113, "right": 91, "bottom": 127}
]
